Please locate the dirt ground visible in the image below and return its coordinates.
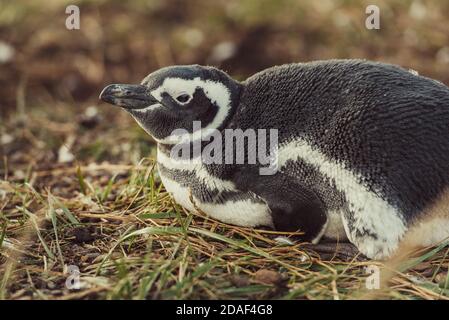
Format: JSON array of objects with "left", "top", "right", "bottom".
[{"left": 1, "top": 0, "right": 449, "bottom": 299}]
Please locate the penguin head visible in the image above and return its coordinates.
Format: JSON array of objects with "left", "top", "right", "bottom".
[{"left": 100, "top": 65, "right": 242, "bottom": 144}]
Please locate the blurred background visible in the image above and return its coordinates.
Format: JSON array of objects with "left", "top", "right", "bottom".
[{"left": 1, "top": 0, "right": 449, "bottom": 174}]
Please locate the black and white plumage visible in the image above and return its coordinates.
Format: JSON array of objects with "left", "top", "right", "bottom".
[{"left": 100, "top": 59, "right": 449, "bottom": 259}]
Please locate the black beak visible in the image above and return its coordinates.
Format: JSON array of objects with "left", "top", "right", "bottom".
[{"left": 99, "top": 84, "right": 159, "bottom": 109}]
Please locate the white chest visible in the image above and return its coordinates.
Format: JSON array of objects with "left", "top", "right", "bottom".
[{"left": 157, "top": 154, "right": 273, "bottom": 228}]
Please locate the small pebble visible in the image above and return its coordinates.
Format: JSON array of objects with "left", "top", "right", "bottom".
[{"left": 253, "top": 269, "right": 286, "bottom": 286}]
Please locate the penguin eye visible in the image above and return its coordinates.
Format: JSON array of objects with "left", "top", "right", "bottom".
[{"left": 175, "top": 93, "right": 191, "bottom": 104}]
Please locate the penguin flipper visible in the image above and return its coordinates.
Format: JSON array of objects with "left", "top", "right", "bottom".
[{"left": 248, "top": 175, "right": 328, "bottom": 242}]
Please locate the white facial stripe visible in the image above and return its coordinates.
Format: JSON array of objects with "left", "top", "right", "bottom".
[
  {"left": 151, "top": 77, "right": 231, "bottom": 144},
  {"left": 132, "top": 103, "right": 163, "bottom": 113},
  {"left": 277, "top": 139, "right": 407, "bottom": 258}
]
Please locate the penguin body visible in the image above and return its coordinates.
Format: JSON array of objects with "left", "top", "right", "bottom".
[{"left": 100, "top": 59, "right": 449, "bottom": 259}]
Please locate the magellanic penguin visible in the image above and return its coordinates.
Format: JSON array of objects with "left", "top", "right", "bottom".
[{"left": 100, "top": 59, "right": 449, "bottom": 260}]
